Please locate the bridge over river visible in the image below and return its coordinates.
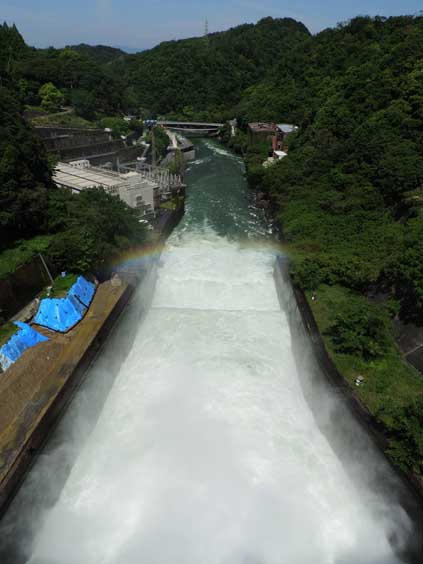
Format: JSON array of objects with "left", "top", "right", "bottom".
[
  {"left": 0, "top": 139, "right": 420, "bottom": 563},
  {"left": 158, "top": 120, "right": 223, "bottom": 136}
]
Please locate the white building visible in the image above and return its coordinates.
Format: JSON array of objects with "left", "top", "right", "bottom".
[{"left": 53, "top": 161, "right": 160, "bottom": 216}]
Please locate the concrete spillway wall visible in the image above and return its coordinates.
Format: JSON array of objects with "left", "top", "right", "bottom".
[{"left": 273, "top": 256, "right": 422, "bottom": 562}]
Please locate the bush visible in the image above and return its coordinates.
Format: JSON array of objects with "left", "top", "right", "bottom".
[
  {"left": 291, "top": 257, "right": 323, "bottom": 290},
  {"left": 48, "top": 228, "right": 103, "bottom": 273},
  {"left": 72, "top": 89, "right": 96, "bottom": 120},
  {"left": 98, "top": 117, "right": 130, "bottom": 138},
  {"left": 39, "top": 82, "right": 65, "bottom": 113},
  {"left": 47, "top": 188, "right": 147, "bottom": 273},
  {"left": 327, "top": 301, "right": 391, "bottom": 359},
  {"left": 380, "top": 396, "right": 423, "bottom": 473}
]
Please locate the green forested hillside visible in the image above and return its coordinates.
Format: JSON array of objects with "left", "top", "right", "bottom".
[
  {"left": 108, "top": 17, "right": 309, "bottom": 117},
  {"left": 1, "top": 19, "right": 310, "bottom": 119},
  {"left": 68, "top": 43, "right": 126, "bottom": 65},
  {"left": 253, "top": 16, "right": 423, "bottom": 322}
]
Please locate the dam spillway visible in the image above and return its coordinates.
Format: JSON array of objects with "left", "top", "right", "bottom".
[{"left": 0, "top": 140, "right": 414, "bottom": 563}]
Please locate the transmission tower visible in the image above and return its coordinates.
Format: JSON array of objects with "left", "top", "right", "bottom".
[{"left": 204, "top": 17, "right": 209, "bottom": 36}]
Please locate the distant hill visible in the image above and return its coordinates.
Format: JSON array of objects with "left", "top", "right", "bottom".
[
  {"left": 108, "top": 17, "right": 310, "bottom": 117},
  {"left": 67, "top": 43, "right": 126, "bottom": 64},
  {"left": 0, "top": 17, "right": 311, "bottom": 118}
]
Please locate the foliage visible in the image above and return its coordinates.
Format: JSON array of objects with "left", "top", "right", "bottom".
[
  {"left": 67, "top": 44, "right": 125, "bottom": 65},
  {"left": 0, "top": 322, "right": 18, "bottom": 346},
  {"left": 0, "top": 87, "right": 53, "bottom": 246},
  {"left": 0, "top": 22, "right": 27, "bottom": 75},
  {"left": 47, "top": 188, "right": 146, "bottom": 273},
  {"left": 31, "top": 110, "right": 95, "bottom": 129},
  {"left": 242, "top": 16, "right": 423, "bottom": 323},
  {"left": 146, "top": 126, "right": 170, "bottom": 162},
  {"left": 0, "top": 235, "right": 54, "bottom": 278},
  {"left": 308, "top": 284, "right": 423, "bottom": 473},
  {"left": 108, "top": 17, "right": 310, "bottom": 117},
  {"left": 167, "top": 149, "right": 184, "bottom": 175},
  {"left": 71, "top": 89, "right": 97, "bottom": 120},
  {"left": 390, "top": 211, "right": 423, "bottom": 321},
  {"left": 327, "top": 301, "right": 390, "bottom": 359},
  {"left": 127, "top": 119, "right": 143, "bottom": 137},
  {"left": 38, "top": 82, "right": 65, "bottom": 112},
  {"left": 50, "top": 273, "right": 78, "bottom": 296},
  {"left": 98, "top": 116, "right": 130, "bottom": 138},
  {"left": 381, "top": 396, "right": 423, "bottom": 474}
]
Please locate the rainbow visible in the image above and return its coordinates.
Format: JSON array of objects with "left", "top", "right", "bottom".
[
  {"left": 111, "top": 237, "right": 289, "bottom": 274},
  {"left": 112, "top": 242, "right": 167, "bottom": 271}
]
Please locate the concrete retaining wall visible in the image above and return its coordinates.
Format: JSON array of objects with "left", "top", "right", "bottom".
[
  {"left": 153, "top": 204, "right": 185, "bottom": 242},
  {"left": 34, "top": 126, "right": 105, "bottom": 139},
  {"left": 0, "top": 256, "right": 56, "bottom": 320},
  {"left": 59, "top": 139, "right": 125, "bottom": 160},
  {"left": 42, "top": 132, "right": 110, "bottom": 152},
  {"left": 87, "top": 145, "right": 146, "bottom": 167}
]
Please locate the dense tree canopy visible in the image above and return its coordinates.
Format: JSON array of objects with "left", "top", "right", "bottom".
[{"left": 0, "top": 85, "right": 52, "bottom": 246}]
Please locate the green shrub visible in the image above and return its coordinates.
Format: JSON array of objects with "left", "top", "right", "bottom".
[
  {"left": 39, "top": 82, "right": 65, "bottom": 113},
  {"left": 327, "top": 302, "right": 391, "bottom": 359},
  {"left": 380, "top": 396, "right": 423, "bottom": 474}
]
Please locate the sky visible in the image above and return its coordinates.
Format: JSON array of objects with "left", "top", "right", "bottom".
[{"left": 1, "top": 0, "right": 422, "bottom": 51}]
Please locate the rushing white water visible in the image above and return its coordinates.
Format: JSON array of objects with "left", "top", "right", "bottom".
[{"left": 27, "top": 225, "right": 403, "bottom": 564}]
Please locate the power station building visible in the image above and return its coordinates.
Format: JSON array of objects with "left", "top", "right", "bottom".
[{"left": 53, "top": 161, "right": 160, "bottom": 217}]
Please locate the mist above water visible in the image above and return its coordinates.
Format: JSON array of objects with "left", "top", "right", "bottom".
[{"left": 4, "top": 141, "right": 411, "bottom": 563}]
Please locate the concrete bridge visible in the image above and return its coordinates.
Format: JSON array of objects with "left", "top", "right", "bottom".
[{"left": 157, "top": 120, "right": 223, "bottom": 137}]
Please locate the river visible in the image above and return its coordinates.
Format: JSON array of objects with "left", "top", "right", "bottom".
[{"left": 0, "top": 140, "right": 416, "bottom": 563}]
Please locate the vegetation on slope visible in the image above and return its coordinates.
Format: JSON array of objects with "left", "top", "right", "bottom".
[{"left": 108, "top": 17, "right": 310, "bottom": 118}]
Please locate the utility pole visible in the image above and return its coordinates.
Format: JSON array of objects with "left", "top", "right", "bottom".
[{"left": 38, "top": 253, "right": 55, "bottom": 286}]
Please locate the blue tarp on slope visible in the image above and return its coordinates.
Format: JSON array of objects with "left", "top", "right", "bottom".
[
  {"left": 33, "top": 295, "right": 87, "bottom": 333},
  {"left": 68, "top": 276, "right": 96, "bottom": 307},
  {"left": 0, "top": 322, "right": 49, "bottom": 372}
]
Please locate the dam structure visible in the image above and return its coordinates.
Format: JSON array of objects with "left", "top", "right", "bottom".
[{"left": 0, "top": 140, "right": 417, "bottom": 563}]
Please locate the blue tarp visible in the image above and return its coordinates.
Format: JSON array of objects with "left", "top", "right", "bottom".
[
  {"left": 33, "top": 295, "right": 87, "bottom": 333},
  {"left": 68, "top": 276, "right": 96, "bottom": 308},
  {"left": 0, "top": 322, "right": 49, "bottom": 372}
]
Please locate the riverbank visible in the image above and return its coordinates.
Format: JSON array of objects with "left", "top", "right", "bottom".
[
  {"left": 275, "top": 258, "right": 423, "bottom": 498},
  {"left": 0, "top": 206, "right": 184, "bottom": 518},
  {"left": 274, "top": 257, "right": 423, "bottom": 562},
  {"left": 224, "top": 132, "right": 423, "bottom": 491}
]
